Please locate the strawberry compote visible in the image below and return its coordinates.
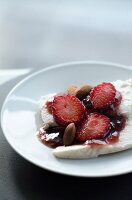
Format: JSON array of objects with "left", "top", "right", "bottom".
[{"left": 37, "top": 87, "right": 126, "bottom": 148}]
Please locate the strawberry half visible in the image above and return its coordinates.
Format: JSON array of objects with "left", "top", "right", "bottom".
[
  {"left": 90, "top": 82, "right": 116, "bottom": 109},
  {"left": 52, "top": 95, "right": 86, "bottom": 126},
  {"left": 76, "top": 113, "right": 110, "bottom": 141}
]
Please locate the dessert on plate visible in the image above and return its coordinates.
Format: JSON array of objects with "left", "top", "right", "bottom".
[{"left": 36, "top": 79, "right": 132, "bottom": 159}]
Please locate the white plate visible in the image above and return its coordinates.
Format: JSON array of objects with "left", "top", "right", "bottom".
[{"left": 1, "top": 61, "right": 132, "bottom": 177}]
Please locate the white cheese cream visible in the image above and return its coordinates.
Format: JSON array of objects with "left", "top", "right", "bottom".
[
  {"left": 39, "top": 93, "right": 56, "bottom": 126},
  {"left": 39, "top": 79, "right": 132, "bottom": 159}
]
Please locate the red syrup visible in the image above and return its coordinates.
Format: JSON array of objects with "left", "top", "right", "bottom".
[
  {"left": 37, "top": 125, "right": 64, "bottom": 148},
  {"left": 38, "top": 91, "right": 126, "bottom": 148}
]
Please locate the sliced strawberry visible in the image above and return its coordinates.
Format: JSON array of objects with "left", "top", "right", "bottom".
[
  {"left": 52, "top": 95, "right": 86, "bottom": 126},
  {"left": 90, "top": 82, "right": 116, "bottom": 109},
  {"left": 76, "top": 113, "right": 110, "bottom": 141}
]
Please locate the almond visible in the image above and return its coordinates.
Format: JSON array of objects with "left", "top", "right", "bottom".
[
  {"left": 67, "top": 84, "right": 77, "bottom": 95},
  {"left": 63, "top": 123, "right": 76, "bottom": 146},
  {"left": 75, "top": 84, "right": 92, "bottom": 99}
]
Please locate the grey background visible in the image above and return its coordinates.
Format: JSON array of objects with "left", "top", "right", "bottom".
[
  {"left": 0, "top": 0, "right": 132, "bottom": 70},
  {"left": 0, "top": 1, "right": 132, "bottom": 199}
]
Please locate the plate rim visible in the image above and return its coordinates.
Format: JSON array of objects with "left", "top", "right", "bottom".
[{"left": 1, "top": 60, "right": 132, "bottom": 177}]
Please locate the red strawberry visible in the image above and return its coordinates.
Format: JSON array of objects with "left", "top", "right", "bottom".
[
  {"left": 76, "top": 113, "right": 110, "bottom": 141},
  {"left": 90, "top": 82, "right": 116, "bottom": 109},
  {"left": 52, "top": 95, "right": 86, "bottom": 126}
]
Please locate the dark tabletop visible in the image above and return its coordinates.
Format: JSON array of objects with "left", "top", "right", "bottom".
[{"left": 1, "top": 1, "right": 132, "bottom": 199}]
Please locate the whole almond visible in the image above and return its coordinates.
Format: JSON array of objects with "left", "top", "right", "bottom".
[
  {"left": 75, "top": 84, "right": 92, "bottom": 99},
  {"left": 67, "top": 84, "right": 77, "bottom": 95},
  {"left": 63, "top": 123, "right": 76, "bottom": 146}
]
